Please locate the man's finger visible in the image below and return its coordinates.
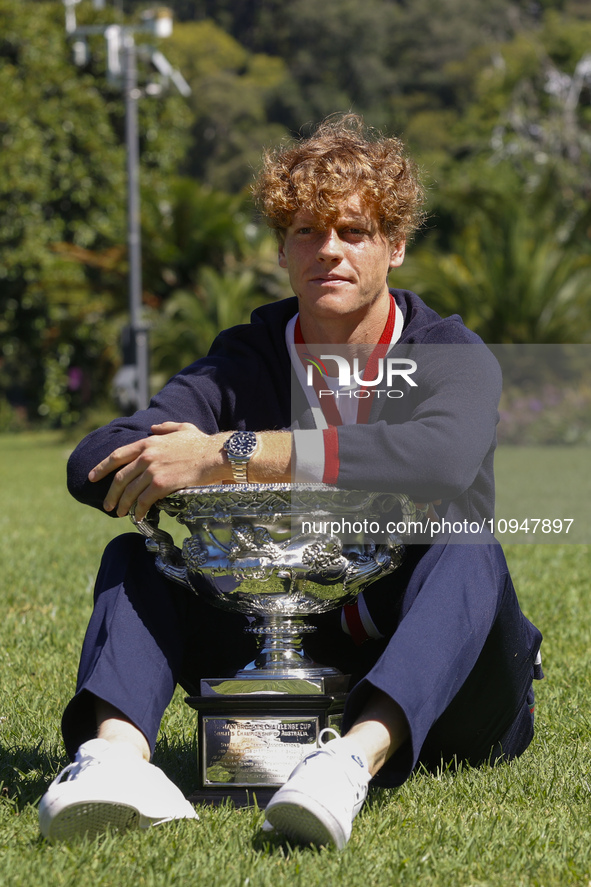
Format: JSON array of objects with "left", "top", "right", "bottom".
[
  {"left": 89, "top": 444, "right": 141, "bottom": 482},
  {"left": 102, "top": 461, "right": 146, "bottom": 513},
  {"left": 150, "top": 422, "right": 184, "bottom": 434},
  {"left": 112, "top": 473, "right": 153, "bottom": 518}
]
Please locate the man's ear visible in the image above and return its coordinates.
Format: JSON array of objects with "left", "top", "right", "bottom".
[
  {"left": 389, "top": 239, "right": 406, "bottom": 269},
  {"left": 278, "top": 243, "right": 287, "bottom": 268}
]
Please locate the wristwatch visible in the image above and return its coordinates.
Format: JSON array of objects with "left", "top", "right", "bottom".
[{"left": 223, "top": 431, "right": 258, "bottom": 484}]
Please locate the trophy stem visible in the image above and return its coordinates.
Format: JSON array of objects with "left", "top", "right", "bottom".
[{"left": 238, "top": 614, "right": 340, "bottom": 678}]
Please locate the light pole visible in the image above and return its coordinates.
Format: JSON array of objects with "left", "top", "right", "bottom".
[
  {"left": 123, "top": 28, "right": 149, "bottom": 411},
  {"left": 63, "top": 1, "right": 190, "bottom": 412}
]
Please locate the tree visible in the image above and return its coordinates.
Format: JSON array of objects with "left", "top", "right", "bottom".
[
  {"left": 430, "top": 13, "right": 591, "bottom": 203},
  {"left": 394, "top": 168, "right": 591, "bottom": 343},
  {"left": 392, "top": 11, "right": 591, "bottom": 344},
  {"left": 0, "top": 0, "right": 190, "bottom": 426},
  {"left": 164, "top": 20, "right": 289, "bottom": 191},
  {"left": 165, "top": 0, "right": 525, "bottom": 135},
  {"left": 486, "top": 15, "right": 591, "bottom": 207},
  {"left": 147, "top": 178, "right": 290, "bottom": 381}
]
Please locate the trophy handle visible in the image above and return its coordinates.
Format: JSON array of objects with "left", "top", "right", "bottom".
[{"left": 130, "top": 504, "right": 192, "bottom": 591}]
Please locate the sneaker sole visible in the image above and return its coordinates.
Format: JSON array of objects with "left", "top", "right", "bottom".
[
  {"left": 265, "top": 795, "right": 346, "bottom": 849},
  {"left": 45, "top": 801, "right": 140, "bottom": 841}
]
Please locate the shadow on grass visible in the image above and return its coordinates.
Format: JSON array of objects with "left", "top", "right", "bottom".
[
  {"left": 152, "top": 735, "right": 202, "bottom": 799},
  {"left": 251, "top": 825, "right": 327, "bottom": 856},
  {"left": 0, "top": 741, "right": 65, "bottom": 810}
]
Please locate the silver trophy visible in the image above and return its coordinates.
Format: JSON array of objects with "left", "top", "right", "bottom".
[{"left": 132, "top": 483, "right": 415, "bottom": 802}]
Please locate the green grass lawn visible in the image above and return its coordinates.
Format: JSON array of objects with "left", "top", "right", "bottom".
[{"left": 0, "top": 433, "right": 590, "bottom": 886}]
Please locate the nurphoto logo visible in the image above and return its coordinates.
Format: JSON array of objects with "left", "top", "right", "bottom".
[{"left": 304, "top": 353, "right": 418, "bottom": 400}]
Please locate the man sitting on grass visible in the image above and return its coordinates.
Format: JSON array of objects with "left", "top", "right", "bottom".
[{"left": 39, "top": 114, "right": 543, "bottom": 849}]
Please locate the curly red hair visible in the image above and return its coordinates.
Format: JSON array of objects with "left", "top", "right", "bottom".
[{"left": 252, "top": 114, "right": 425, "bottom": 244}]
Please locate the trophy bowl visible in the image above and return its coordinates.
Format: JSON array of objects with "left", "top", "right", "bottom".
[
  {"left": 131, "top": 484, "right": 416, "bottom": 796},
  {"left": 132, "top": 483, "right": 414, "bottom": 677}
]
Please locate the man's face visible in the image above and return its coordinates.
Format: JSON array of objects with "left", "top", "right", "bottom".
[{"left": 278, "top": 194, "right": 405, "bottom": 330}]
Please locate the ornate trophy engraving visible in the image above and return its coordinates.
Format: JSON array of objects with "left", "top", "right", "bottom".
[{"left": 132, "top": 483, "right": 415, "bottom": 802}]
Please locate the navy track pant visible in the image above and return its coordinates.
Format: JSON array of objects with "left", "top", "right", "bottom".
[{"left": 62, "top": 532, "right": 542, "bottom": 788}]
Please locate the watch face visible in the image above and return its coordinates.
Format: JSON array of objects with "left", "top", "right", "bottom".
[{"left": 225, "top": 431, "right": 257, "bottom": 459}]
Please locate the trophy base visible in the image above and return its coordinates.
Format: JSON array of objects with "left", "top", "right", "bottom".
[
  {"left": 186, "top": 786, "right": 278, "bottom": 809},
  {"left": 185, "top": 673, "right": 349, "bottom": 801}
]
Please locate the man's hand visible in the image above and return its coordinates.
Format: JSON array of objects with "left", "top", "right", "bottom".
[{"left": 88, "top": 422, "right": 227, "bottom": 520}]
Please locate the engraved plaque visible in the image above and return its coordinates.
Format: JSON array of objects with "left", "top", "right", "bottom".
[{"left": 203, "top": 717, "right": 318, "bottom": 786}]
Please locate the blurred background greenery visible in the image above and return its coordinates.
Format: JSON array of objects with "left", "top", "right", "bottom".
[{"left": 1, "top": 0, "right": 591, "bottom": 431}]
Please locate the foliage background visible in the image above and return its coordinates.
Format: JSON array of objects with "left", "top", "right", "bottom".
[{"left": 1, "top": 0, "right": 591, "bottom": 429}]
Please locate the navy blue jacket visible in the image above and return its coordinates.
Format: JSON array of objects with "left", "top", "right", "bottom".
[{"left": 67, "top": 289, "right": 501, "bottom": 527}]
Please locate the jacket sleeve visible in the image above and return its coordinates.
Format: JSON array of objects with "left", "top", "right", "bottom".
[
  {"left": 66, "top": 359, "right": 228, "bottom": 514},
  {"left": 66, "top": 313, "right": 293, "bottom": 514},
  {"left": 333, "top": 343, "right": 502, "bottom": 502}
]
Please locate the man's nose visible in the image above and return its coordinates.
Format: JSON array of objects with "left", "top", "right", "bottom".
[{"left": 317, "top": 229, "right": 343, "bottom": 259}]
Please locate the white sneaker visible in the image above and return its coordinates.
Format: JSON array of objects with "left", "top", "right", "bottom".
[
  {"left": 39, "top": 739, "right": 198, "bottom": 841},
  {"left": 264, "top": 731, "right": 371, "bottom": 849}
]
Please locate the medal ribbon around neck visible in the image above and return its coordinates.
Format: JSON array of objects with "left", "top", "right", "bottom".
[{"left": 294, "top": 295, "right": 397, "bottom": 427}]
